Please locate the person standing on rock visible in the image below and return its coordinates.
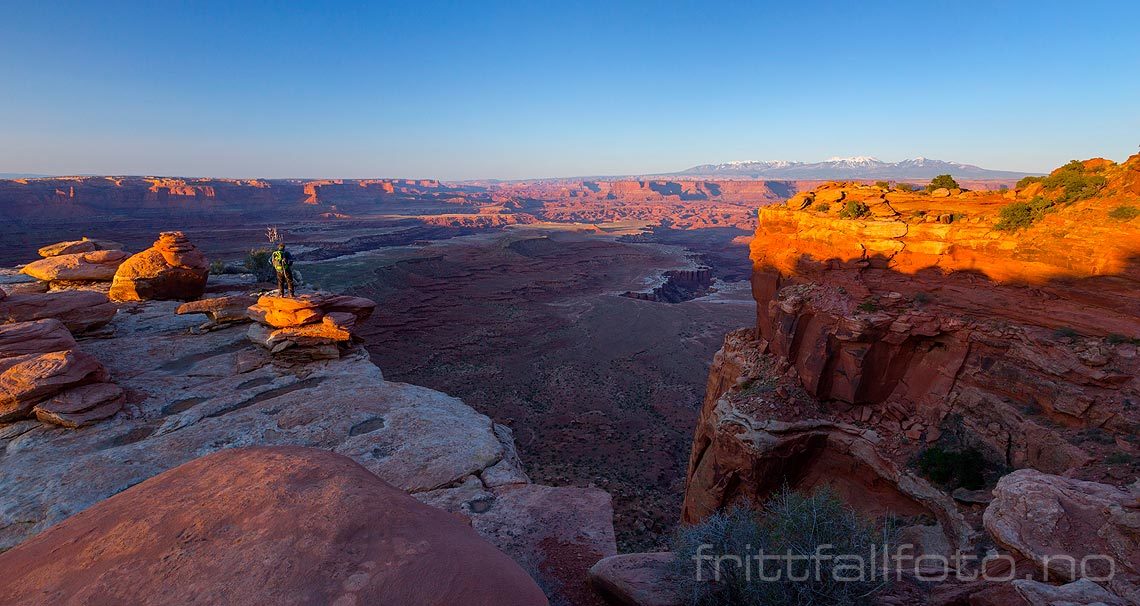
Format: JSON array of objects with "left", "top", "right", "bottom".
[{"left": 271, "top": 242, "right": 296, "bottom": 297}]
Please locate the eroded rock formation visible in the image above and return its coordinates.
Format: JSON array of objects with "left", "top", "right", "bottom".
[{"left": 109, "top": 231, "right": 209, "bottom": 301}]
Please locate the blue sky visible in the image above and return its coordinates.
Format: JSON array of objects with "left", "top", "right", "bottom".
[{"left": 2, "top": 1, "right": 1138, "bottom": 180}]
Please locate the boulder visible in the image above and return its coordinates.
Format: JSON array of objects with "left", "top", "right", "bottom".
[
  {"left": 0, "top": 319, "right": 76, "bottom": 358},
  {"left": 37, "top": 237, "right": 123, "bottom": 258},
  {"left": 109, "top": 231, "right": 209, "bottom": 301},
  {"left": 984, "top": 469, "right": 1140, "bottom": 604},
  {"left": 930, "top": 187, "right": 951, "bottom": 197},
  {"left": 21, "top": 249, "right": 130, "bottom": 282},
  {"left": 176, "top": 295, "right": 258, "bottom": 323},
  {"left": 0, "top": 349, "right": 109, "bottom": 422},
  {"left": 0, "top": 447, "right": 549, "bottom": 606},
  {"left": 0, "top": 290, "right": 118, "bottom": 333},
  {"left": 588, "top": 553, "right": 683, "bottom": 606},
  {"left": 247, "top": 293, "right": 376, "bottom": 328},
  {"left": 33, "top": 382, "right": 124, "bottom": 428},
  {"left": 1, "top": 280, "right": 48, "bottom": 296}
]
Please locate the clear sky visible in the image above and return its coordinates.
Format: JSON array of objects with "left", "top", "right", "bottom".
[{"left": 2, "top": 1, "right": 1138, "bottom": 180}]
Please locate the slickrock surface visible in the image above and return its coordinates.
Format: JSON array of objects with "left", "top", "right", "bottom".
[
  {"left": 0, "top": 290, "right": 117, "bottom": 333},
  {"left": 678, "top": 156, "right": 1140, "bottom": 605},
  {"left": 109, "top": 230, "right": 209, "bottom": 301},
  {"left": 0, "top": 447, "right": 549, "bottom": 606},
  {"left": 21, "top": 248, "right": 130, "bottom": 282}
]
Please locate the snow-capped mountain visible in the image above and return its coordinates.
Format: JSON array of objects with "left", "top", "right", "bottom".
[{"left": 673, "top": 157, "right": 1032, "bottom": 180}]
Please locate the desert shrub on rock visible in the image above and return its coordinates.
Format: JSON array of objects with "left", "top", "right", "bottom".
[
  {"left": 838, "top": 201, "right": 870, "bottom": 219},
  {"left": 244, "top": 249, "right": 276, "bottom": 282},
  {"left": 995, "top": 196, "right": 1055, "bottom": 231},
  {"left": 916, "top": 446, "right": 987, "bottom": 490},
  {"left": 927, "top": 174, "right": 959, "bottom": 191},
  {"left": 1109, "top": 205, "right": 1139, "bottom": 220},
  {"left": 672, "top": 488, "right": 893, "bottom": 606}
]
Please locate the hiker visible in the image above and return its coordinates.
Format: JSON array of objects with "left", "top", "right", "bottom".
[{"left": 271, "top": 242, "right": 295, "bottom": 297}]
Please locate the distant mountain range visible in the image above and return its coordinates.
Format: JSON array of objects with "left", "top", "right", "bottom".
[{"left": 671, "top": 157, "right": 1035, "bottom": 180}]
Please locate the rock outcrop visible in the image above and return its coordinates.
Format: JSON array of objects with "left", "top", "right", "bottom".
[
  {"left": 109, "top": 231, "right": 209, "bottom": 301},
  {"left": 21, "top": 249, "right": 130, "bottom": 282},
  {"left": 246, "top": 293, "right": 376, "bottom": 360},
  {"left": 0, "top": 447, "right": 549, "bottom": 606},
  {"left": 0, "top": 272, "right": 616, "bottom": 604}
]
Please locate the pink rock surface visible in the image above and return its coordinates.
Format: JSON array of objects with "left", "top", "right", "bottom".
[{"left": 0, "top": 446, "right": 549, "bottom": 606}]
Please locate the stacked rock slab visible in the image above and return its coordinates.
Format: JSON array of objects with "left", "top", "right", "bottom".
[
  {"left": 21, "top": 249, "right": 131, "bottom": 283},
  {"left": 21, "top": 238, "right": 128, "bottom": 284},
  {"left": 109, "top": 231, "right": 209, "bottom": 301},
  {"left": 0, "top": 290, "right": 118, "bottom": 334},
  {"left": 36, "top": 238, "right": 124, "bottom": 258},
  {"left": 246, "top": 293, "right": 376, "bottom": 360},
  {"left": 0, "top": 319, "right": 121, "bottom": 426}
]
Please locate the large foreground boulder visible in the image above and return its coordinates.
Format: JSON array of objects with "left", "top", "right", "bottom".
[
  {"left": 21, "top": 249, "right": 130, "bottom": 282},
  {"left": 109, "top": 231, "right": 209, "bottom": 301},
  {"left": 0, "top": 318, "right": 76, "bottom": 358},
  {"left": 0, "top": 447, "right": 549, "bottom": 606},
  {"left": 984, "top": 469, "right": 1140, "bottom": 604},
  {"left": 0, "top": 290, "right": 118, "bottom": 333}
]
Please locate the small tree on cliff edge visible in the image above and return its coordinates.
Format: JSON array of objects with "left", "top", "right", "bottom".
[{"left": 927, "top": 174, "right": 959, "bottom": 191}]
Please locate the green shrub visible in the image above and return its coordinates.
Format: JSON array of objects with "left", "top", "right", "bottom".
[
  {"left": 1038, "top": 160, "right": 1107, "bottom": 203},
  {"left": 916, "top": 446, "right": 987, "bottom": 490},
  {"left": 927, "top": 174, "right": 959, "bottom": 191},
  {"left": 857, "top": 298, "right": 879, "bottom": 313},
  {"left": 815, "top": 202, "right": 831, "bottom": 213},
  {"left": 995, "top": 196, "right": 1055, "bottom": 231},
  {"left": 1109, "top": 205, "right": 1139, "bottom": 221},
  {"left": 673, "top": 488, "right": 893, "bottom": 606},
  {"left": 209, "top": 260, "right": 226, "bottom": 275},
  {"left": 874, "top": 181, "right": 890, "bottom": 189},
  {"left": 839, "top": 200, "right": 870, "bottom": 219},
  {"left": 895, "top": 182, "right": 918, "bottom": 193},
  {"left": 244, "top": 248, "right": 276, "bottom": 282},
  {"left": 1053, "top": 326, "right": 1079, "bottom": 339},
  {"left": 1016, "top": 175, "right": 1043, "bottom": 189}
]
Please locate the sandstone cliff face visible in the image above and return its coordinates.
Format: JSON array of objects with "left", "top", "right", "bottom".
[{"left": 683, "top": 156, "right": 1140, "bottom": 601}]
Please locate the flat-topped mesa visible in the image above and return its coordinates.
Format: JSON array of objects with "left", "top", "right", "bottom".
[
  {"left": 109, "top": 231, "right": 209, "bottom": 302},
  {"left": 246, "top": 293, "right": 377, "bottom": 360}
]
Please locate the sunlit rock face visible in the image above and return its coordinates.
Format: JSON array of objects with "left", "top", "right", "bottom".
[{"left": 681, "top": 156, "right": 1140, "bottom": 604}]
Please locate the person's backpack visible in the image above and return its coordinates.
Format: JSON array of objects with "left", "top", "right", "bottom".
[{"left": 271, "top": 250, "right": 291, "bottom": 271}]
